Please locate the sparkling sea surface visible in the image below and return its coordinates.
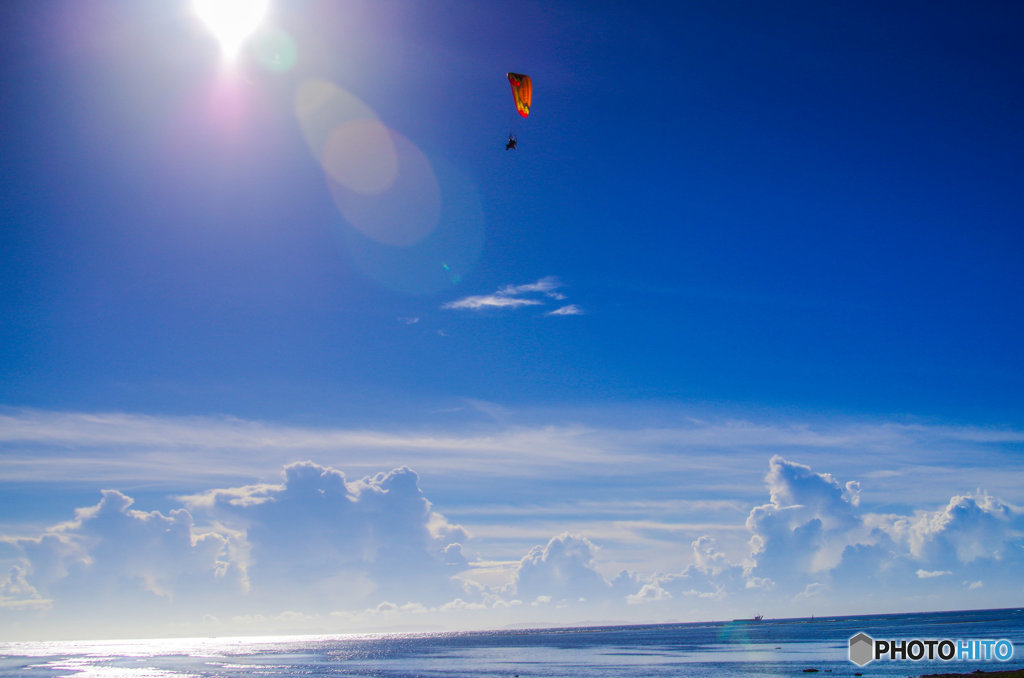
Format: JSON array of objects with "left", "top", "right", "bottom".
[{"left": 2, "top": 608, "right": 1023, "bottom": 678}]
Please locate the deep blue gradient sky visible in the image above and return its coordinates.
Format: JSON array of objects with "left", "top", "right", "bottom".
[
  {"left": 3, "top": 0, "right": 1022, "bottom": 424},
  {"left": 1, "top": 0, "right": 1023, "bottom": 639}
]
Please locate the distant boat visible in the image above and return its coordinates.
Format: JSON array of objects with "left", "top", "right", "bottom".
[{"left": 732, "top": 614, "right": 764, "bottom": 622}]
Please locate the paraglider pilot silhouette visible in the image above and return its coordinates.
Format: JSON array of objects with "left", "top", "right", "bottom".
[{"left": 506, "top": 72, "right": 531, "bottom": 151}]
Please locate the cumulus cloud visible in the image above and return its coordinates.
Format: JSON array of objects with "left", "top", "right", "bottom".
[
  {"left": 182, "top": 462, "right": 469, "bottom": 609},
  {"left": 0, "top": 489, "right": 244, "bottom": 638},
  {"left": 0, "top": 462, "right": 472, "bottom": 637},
  {"left": 3, "top": 451, "right": 1023, "bottom": 638},
  {"left": 455, "top": 456, "right": 1024, "bottom": 622},
  {"left": 443, "top": 277, "right": 581, "bottom": 315},
  {"left": 512, "top": 533, "right": 611, "bottom": 603},
  {"left": 691, "top": 535, "right": 731, "bottom": 576},
  {"left": 745, "top": 455, "right": 869, "bottom": 584},
  {"left": 649, "top": 537, "right": 744, "bottom": 605},
  {"left": 40, "top": 490, "right": 238, "bottom": 597},
  {"left": 738, "top": 456, "right": 1024, "bottom": 610},
  {"left": 626, "top": 582, "right": 671, "bottom": 605},
  {"left": 904, "top": 493, "right": 1021, "bottom": 564},
  {"left": 365, "top": 600, "right": 429, "bottom": 616}
]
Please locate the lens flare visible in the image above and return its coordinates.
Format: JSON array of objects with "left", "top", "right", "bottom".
[
  {"left": 295, "top": 80, "right": 415, "bottom": 243},
  {"left": 340, "top": 158, "right": 485, "bottom": 295},
  {"left": 193, "top": 0, "right": 269, "bottom": 59},
  {"left": 253, "top": 27, "right": 297, "bottom": 72},
  {"left": 295, "top": 80, "right": 384, "bottom": 167},
  {"left": 294, "top": 80, "right": 484, "bottom": 291},
  {"left": 322, "top": 119, "right": 399, "bottom": 196},
  {"left": 326, "top": 126, "right": 438, "bottom": 245}
]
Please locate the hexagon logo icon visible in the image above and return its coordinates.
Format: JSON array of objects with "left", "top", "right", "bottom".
[{"left": 849, "top": 632, "right": 874, "bottom": 666}]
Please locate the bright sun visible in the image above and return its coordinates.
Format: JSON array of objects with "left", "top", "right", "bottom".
[{"left": 193, "top": 0, "right": 269, "bottom": 59}]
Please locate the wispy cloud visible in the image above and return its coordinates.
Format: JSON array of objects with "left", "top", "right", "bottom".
[
  {"left": 451, "top": 498, "right": 748, "bottom": 518},
  {"left": 443, "top": 276, "right": 580, "bottom": 315},
  {"left": 1, "top": 408, "right": 1022, "bottom": 511},
  {"left": 497, "top": 277, "right": 565, "bottom": 299},
  {"left": 442, "top": 296, "right": 542, "bottom": 310}
]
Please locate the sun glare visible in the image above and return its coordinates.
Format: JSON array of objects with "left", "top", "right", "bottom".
[{"left": 193, "top": 0, "right": 269, "bottom": 59}]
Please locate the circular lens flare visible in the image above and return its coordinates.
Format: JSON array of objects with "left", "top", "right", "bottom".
[
  {"left": 322, "top": 119, "right": 398, "bottom": 195},
  {"left": 326, "top": 126, "right": 438, "bottom": 245},
  {"left": 253, "top": 27, "right": 297, "bottom": 72},
  {"left": 193, "top": 0, "right": 269, "bottom": 58}
]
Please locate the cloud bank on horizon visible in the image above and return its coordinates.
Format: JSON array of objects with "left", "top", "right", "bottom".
[{"left": 3, "top": 452, "right": 1021, "bottom": 640}]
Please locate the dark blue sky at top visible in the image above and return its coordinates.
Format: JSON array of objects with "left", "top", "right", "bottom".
[{"left": 1, "top": 0, "right": 1022, "bottom": 427}]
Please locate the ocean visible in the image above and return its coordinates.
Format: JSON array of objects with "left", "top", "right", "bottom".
[{"left": 2, "top": 608, "right": 1022, "bottom": 678}]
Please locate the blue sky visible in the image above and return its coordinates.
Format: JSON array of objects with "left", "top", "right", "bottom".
[{"left": 1, "top": 0, "right": 1023, "bottom": 640}]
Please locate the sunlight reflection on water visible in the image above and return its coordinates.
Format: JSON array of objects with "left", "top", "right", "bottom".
[{"left": 4, "top": 611, "right": 1023, "bottom": 678}]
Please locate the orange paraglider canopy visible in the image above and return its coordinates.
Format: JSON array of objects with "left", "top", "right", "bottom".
[{"left": 507, "top": 72, "right": 532, "bottom": 118}]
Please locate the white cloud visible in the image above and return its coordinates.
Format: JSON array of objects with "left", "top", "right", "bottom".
[
  {"left": 443, "top": 277, "right": 580, "bottom": 315},
  {"left": 648, "top": 537, "right": 743, "bottom": 604},
  {"left": 3, "top": 410, "right": 1024, "bottom": 639},
  {"left": 626, "top": 582, "right": 671, "bottom": 605},
  {"left": 2, "top": 409, "right": 1023, "bottom": 515},
  {"left": 0, "top": 565, "right": 50, "bottom": 611},
  {"left": 739, "top": 456, "right": 1024, "bottom": 609},
  {"left": 1, "top": 489, "right": 244, "bottom": 639},
  {"left": 904, "top": 493, "right": 1021, "bottom": 564},
  {"left": 442, "top": 295, "right": 542, "bottom": 310},
  {"left": 796, "top": 582, "right": 827, "bottom": 600},
  {"left": 513, "top": 533, "right": 611, "bottom": 602},
  {"left": 547, "top": 305, "right": 583, "bottom": 316},
  {"left": 440, "top": 597, "right": 489, "bottom": 612},
  {"left": 182, "top": 462, "right": 469, "bottom": 609},
  {"left": 497, "top": 276, "right": 563, "bottom": 298},
  {"left": 745, "top": 455, "right": 867, "bottom": 582},
  {"left": 365, "top": 600, "right": 429, "bottom": 616},
  {"left": 0, "top": 411, "right": 640, "bottom": 484},
  {"left": 691, "top": 536, "right": 731, "bottom": 576},
  {"left": 0, "top": 462, "right": 473, "bottom": 638}
]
